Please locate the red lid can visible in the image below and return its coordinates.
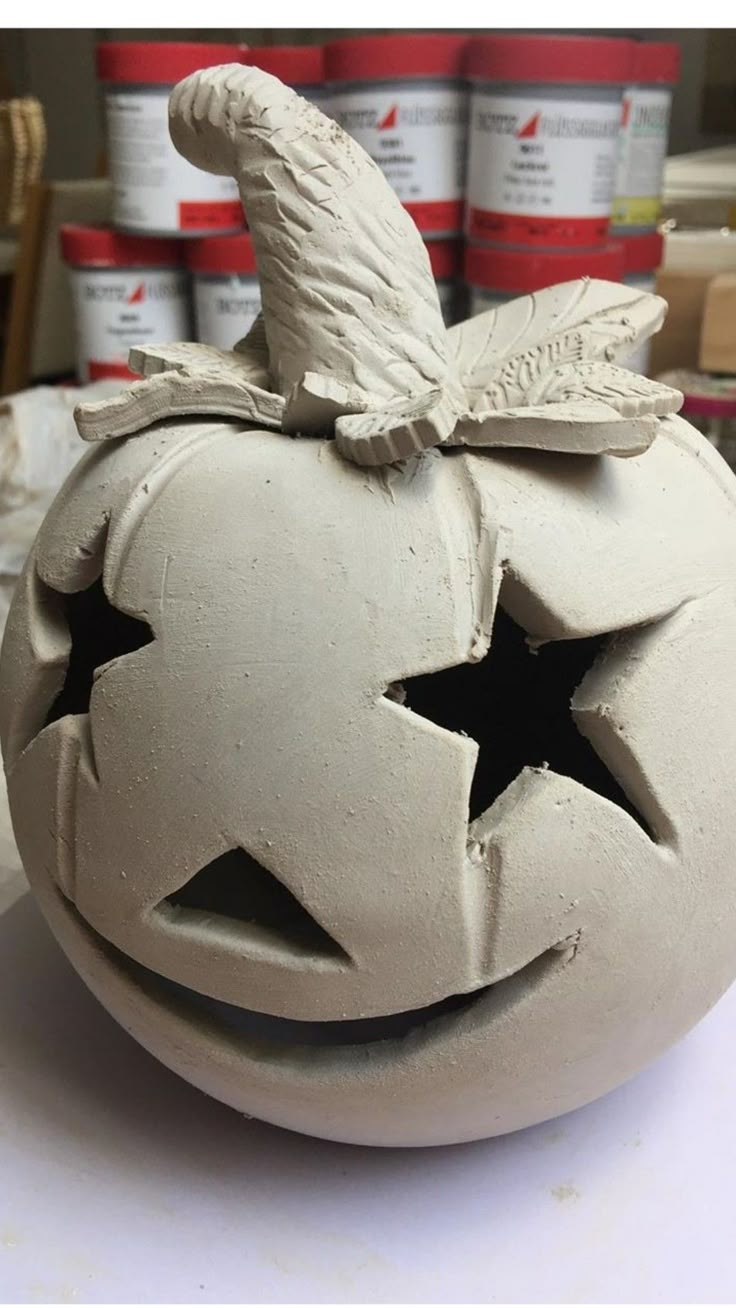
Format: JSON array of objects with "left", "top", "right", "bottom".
[
  {"left": 662, "top": 371, "right": 736, "bottom": 420},
  {"left": 622, "top": 231, "right": 665, "bottom": 276},
  {"left": 245, "top": 44, "right": 325, "bottom": 85},
  {"left": 425, "top": 239, "right": 463, "bottom": 281},
  {"left": 633, "top": 41, "right": 680, "bottom": 85},
  {"left": 465, "top": 241, "right": 625, "bottom": 294},
  {"left": 325, "top": 33, "right": 467, "bottom": 82},
  {"left": 682, "top": 393, "right": 736, "bottom": 420},
  {"left": 96, "top": 41, "right": 242, "bottom": 85},
  {"left": 60, "top": 224, "right": 184, "bottom": 268},
  {"left": 186, "top": 232, "right": 257, "bottom": 276},
  {"left": 465, "top": 34, "right": 634, "bottom": 86}
]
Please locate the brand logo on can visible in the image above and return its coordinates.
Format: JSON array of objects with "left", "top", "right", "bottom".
[
  {"left": 337, "top": 102, "right": 466, "bottom": 132},
  {"left": 215, "top": 295, "right": 261, "bottom": 316},
  {"left": 83, "top": 277, "right": 182, "bottom": 304},
  {"left": 631, "top": 100, "right": 669, "bottom": 133},
  {"left": 477, "top": 108, "right": 619, "bottom": 142},
  {"left": 516, "top": 112, "right": 540, "bottom": 139}
]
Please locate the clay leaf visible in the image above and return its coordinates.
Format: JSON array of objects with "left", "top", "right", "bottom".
[
  {"left": 335, "top": 390, "right": 459, "bottom": 467},
  {"left": 524, "top": 362, "right": 682, "bottom": 417},
  {"left": 74, "top": 348, "right": 285, "bottom": 442},
  {"left": 449, "top": 402, "right": 659, "bottom": 458},
  {"left": 131, "top": 339, "right": 273, "bottom": 393},
  {"left": 449, "top": 279, "right": 670, "bottom": 415}
]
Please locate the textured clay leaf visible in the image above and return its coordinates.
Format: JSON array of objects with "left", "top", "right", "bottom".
[
  {"left": 449, "top": 280, "right": 670, "bottom": 415},
  {"left": 335, "top": 390, "right": 458, "bottom": 466},
  {"left": 74, "top": 367, "right": 285, "bottom": 442},
  {"left": 450, "top": 402, "right": 659, "bottom": 458},
  {"left": 129, "top": 340, "right": 272, "bottom": 392},
  {"left": 526, "top": 362, "right": 682, "bottom": 418}
]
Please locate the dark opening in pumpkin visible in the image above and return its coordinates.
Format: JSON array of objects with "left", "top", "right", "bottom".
[
  {"left": 64, "top": 890, "right": 565, "bottom": 1047},
  {"left": 44, "top": 576, "right": 153, "bottom": 727},
  {"left": 394, "top": 602, "right": 649, "bottom": 832},
  {"left": 161, "top": 848, "right": 349, "bottom": 962}
]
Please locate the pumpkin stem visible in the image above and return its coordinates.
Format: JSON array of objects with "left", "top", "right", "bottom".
[{"left": 168, "top": 63, "right": 449, "bottom": 433}]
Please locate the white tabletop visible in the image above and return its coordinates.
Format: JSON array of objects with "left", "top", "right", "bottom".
[{"left": 1, "top": 776, "right": 735, "bottom": 1305}]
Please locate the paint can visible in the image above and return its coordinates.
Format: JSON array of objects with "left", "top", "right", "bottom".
[
  {"left": 464, "top": 241, "right": 625, "bottom": 315},
  {"left": 60, "top": 224, "right": 190, "bottom": 383},
  {"left": 187, "top": 232, "right": 261, "bottom": 351},
  {"left": 97, "top": 41, "right": 244, "bottom": 236},
  {"left": 465, "top": 34, "right": 632, "bottom": 248},
  {"left": 326, "top": 34, "right": 468, "bottom": 236},
  {"left": 612, "top": 42, "right": 680, "bottom": 233}
]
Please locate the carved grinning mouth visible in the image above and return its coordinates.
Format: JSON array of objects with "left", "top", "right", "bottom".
[
  {"left": 60, "top": 888, "right": 569, "bottom": 1051},
  {"left": 146, "top": 947, "right": 569, "bottom": 1047}
]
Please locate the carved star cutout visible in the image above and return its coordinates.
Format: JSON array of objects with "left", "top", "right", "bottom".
[
  {"left": 389, "top": 603, "right": 648, "bottom": 833},
  {"left": 44, "top": 575, "right": 153, "bottom": 727}
]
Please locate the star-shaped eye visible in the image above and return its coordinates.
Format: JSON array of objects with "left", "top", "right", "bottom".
[
  {"left": 44, "top": 574, "right": 153, "bottom": 728},
  {"left": 386, "top": 601, "right": 649, "bottom": 834}
]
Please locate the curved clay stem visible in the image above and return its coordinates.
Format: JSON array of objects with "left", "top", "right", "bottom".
[{"left": 169, "top": 64, "right": 449, "bottom": 432}]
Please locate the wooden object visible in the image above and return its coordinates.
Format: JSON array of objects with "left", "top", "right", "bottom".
[
  {"left": 650, "top": 269, "right": 714, "bottom": 375},
  {"left": 699, "top": 273, "right": 736, "bottom": 373},
  {"left": 663, "top": 145, "right": 736, "bottom": 228},
  {"left": 0, "top": 96, "right": 46, "bottom": 228},
  {"left": 650, "top": 231, "right": 736, "bottom": 376},
  {"left": 1, "top": 178, "right": 111, "bottom": 396}
]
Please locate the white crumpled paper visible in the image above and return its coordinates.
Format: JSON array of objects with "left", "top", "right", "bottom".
[{"left": 0, "top": 380, "right": 128, "bottom": 638}]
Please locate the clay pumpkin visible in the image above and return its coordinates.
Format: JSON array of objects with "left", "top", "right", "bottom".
[{"left": 2, "top": 66, "right": 736, "bottom": 1148}]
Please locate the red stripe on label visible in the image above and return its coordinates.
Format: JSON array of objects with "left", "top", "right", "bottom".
[
  {"left": 403, "top": 199, "right": 463, "bottom": 236},
  {"left": 178, "top": 200, "right": 244, "bottom": 232},
  {"left": 88, "top": 360, "right": 137, "bottom": 381},
  {"left": 467, "top": 209, "right": 609, "bottom": 248}
]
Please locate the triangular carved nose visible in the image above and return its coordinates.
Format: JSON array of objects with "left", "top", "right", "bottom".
[{"left": 161, "top": 848, "right": 349, "bottom": 962}]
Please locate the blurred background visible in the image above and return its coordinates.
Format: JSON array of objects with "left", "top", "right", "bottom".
[{"left": 2, "top": 28, "right": 733, "bottom": 179}]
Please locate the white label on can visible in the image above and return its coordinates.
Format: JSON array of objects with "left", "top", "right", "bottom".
[
  {"left": 467, "top": 91, "right": 622, "bottom": 240},
  {"left": 613, "top": 86, "right": 672, "bottom": 226},
  {"left": 332, "top": 84, "right": 467, "bottom": 216},
  {"left": 71, "top": 268, "right": 191, "bottom": 382},
  {"left": 193, "top": 277, "right": 262, "bottom": 352},
  {"left": 105, "top": 90, "right": 242, "bottom": 234}
]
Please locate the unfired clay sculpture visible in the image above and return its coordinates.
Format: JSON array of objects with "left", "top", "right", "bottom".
[{"left": 2, "top": 64, "right": 736, "bottom": 1148}]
